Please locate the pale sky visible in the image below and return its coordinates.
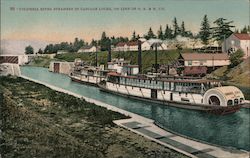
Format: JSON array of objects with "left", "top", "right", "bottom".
[{"left": 1, "top": 0, "right": 249, "bottom": 43}]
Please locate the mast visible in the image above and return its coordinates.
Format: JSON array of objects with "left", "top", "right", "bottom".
[
  {"left": 107, "top": 44, "right": 111, "bottom": 62},
  {"left": 155, "top": 44, "right": 158, "bottom": 73},
  {"left": 138, "top": 40, "right": 142, "bottom": 73}
]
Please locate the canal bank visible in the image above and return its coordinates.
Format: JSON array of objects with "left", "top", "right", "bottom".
[
  {"left": 19, "top": 73, "right": 249, "bottom": 157},
  {"left": 20, "top": 66, "right": 250, "bottom": 151},
  {"left": 1, "top": 76, "right": 188, "bottom": 158}
]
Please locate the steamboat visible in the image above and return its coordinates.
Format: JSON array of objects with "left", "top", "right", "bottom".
[
  {"left": 98, "top": 72, "right": 245, "bottom": 115},
  {"left": 70, "top": 59, "right": 108, "bottom": 86}
]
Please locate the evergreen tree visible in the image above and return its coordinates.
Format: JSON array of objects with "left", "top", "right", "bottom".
[
  {"left": 91, "top": 39, "right": 98, "bottom": 46},
  {"left": 241, "top": 25, "right": 249, "bottom": 33},
  {"left": 37, "top": 48, "right": 43, "bottom": 54},
  {"left": 180, "top": 21, "right": 187, "bottom": 37},
  {"left": 145, "top": 27, "right": 156, "bottom": 39},
  {"left": 100, "top": 32, "right": 110, "bottom": 51},
  {"left": 199, "top": 15, "right": 211, "bottom": 45},
  {"left": 173, "top": 17, "right": 180, "bottom": 37},
  {"left": 211, "top": 18, "right": 235, "bottom": 45},
  {"left": 164, "top": 24, "right": 173, "bottom": 39},
  {"left": 131, "top": 31, "right": 137, "bottom": 41},
  {"left": 157, "top": 26, "right": 164, "bottom": 40}
]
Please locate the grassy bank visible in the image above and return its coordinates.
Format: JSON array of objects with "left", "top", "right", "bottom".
[
  {"left": 27, "top": 56, "right": 54, "bottom": 68},
  {"left": 0, "top": 76, "right": 188, "bottom": 158},
  {"left": 55, "top": 50, "right": 181, "bottom": 72},
  {"left": 209, "top": 58, "right": 250, "bottom": 99}
]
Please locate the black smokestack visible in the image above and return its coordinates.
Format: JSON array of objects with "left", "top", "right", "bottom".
[
  {"left": 107, "top": 44, "right": 111, "bottom": 62},
  {"left": 95, "top": 51, "right": 98, "bottom": 66},
  {"left": 138, "top": 40, "right": 142, "bottom": 73}
]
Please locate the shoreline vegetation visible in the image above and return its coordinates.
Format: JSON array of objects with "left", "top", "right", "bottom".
[{"left": 0, "top": 76, "right": 188, "bottom": 158}]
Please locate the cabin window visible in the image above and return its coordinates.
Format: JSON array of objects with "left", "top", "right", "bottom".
[
  {"left": 234, "top": 99, "right": 239, "bottom": 105},
  {"left": 227, "top": 100, "right": 233, "bottom": 106},
  {"left": 240, "top": 98, "right": 244, "bottom": 103},
  {"left": 181, "top": 98, "right": 189, "bottom": 102},
  {"left": 188, "top": 61, "right": 192, "bottom": 66}
]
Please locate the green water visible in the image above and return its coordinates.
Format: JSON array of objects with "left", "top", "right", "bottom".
[{"left": 20, "top": 66, "right": 250, "bottom": 151}]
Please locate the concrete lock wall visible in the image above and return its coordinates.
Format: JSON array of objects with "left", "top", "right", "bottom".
[
  {"left": 49, "top": 62, "right": 73, "bottom": 75},
  {"left": 0, "top": 63, "right": 21, "bottom": 76}
]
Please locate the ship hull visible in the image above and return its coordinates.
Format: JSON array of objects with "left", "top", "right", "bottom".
[
  {"left": 70, "top": 76, "right": 99, "bottom": 87},
  {"left": 98, "top": 84, "right": 241, "bottom": 115}
]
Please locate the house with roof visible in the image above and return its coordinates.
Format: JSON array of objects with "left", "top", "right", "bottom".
[
  {"left": 113, "top": 39, "right": 168, "bottom": 52},
  {"left": 114, "top": 42, "right": 128, "bottom": 52},
  {"left": 178, "top": 53, "right": 230, "bottom": 76},
  {"left": 222, "top": 33, "right": 250, "bottom": 59},
  {"left": 78, "top": 45, "right": 97, "bottom": 53},
  {"left": 141, "top": 39, "right": 168, "bottom": 51}
]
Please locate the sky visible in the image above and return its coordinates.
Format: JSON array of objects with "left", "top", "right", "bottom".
[{"left": 1, "top": 0, "right": 249, "bottom": 43}]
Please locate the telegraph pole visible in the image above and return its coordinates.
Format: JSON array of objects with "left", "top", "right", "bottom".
[
  {"left": 155, "top": 44, "right": 158, "bottom": 73},
  {"left": 138, "top": 40, "right": 142, "bottom": 73}
]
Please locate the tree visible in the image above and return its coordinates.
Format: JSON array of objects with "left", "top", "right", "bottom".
[
  {"left": 229, "top": 49, "right": 244, "bottom": 68},
  {"left": 211, "top": 18, "right": 235, "bottom": 45},
  {"left": 164, "top": 24, "right": 173, "bottom": 39},
  {"left": 37, "top": 48, "right": 43, "bottom": 54},
  {"left": 157, "top": 26, "right": 164, "bottom": 40},
  {"left": 25, "top": 45, "right": 34, "bottom": 54},
  {"left": 199, "top": 15, "right": 211, "bottom": 45},
  {"left": 100, "top": 32, "right": 110, "bottom": 51},
  {"left": 91, "top": 39, "right": 98, "bottom": 46},
  {"left": 144, "top": 27, "right": 156, "bottom": 39},
  {"left": 173, "top": 17, "right": 180, "bottom": 37},
  {"left": 131, "top": 31, "right": 137, "bottom": 41},
  {"left": 180, "top": 21, "right": 187, "bottom": 37},
  {"left": 241, "top": 25, "right": 250, "bottom": 33}
]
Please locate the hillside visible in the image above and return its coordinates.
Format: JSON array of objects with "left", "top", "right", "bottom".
[
  {"left": 55, "top": 50, "right": 181, "bottom": 72},
  {"left": 210, "top": 57, "right": 250, "bottom": 87}
]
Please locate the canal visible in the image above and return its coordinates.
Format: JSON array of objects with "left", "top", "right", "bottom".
[{"left": 21, "top": 66, "right": 250, "bottom": 151}]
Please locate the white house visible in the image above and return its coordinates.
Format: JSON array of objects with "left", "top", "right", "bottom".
[
  {"left": 141, "top": 39, "right": 168, "bottom": 51},
  {"left": 180, "top": 53, "right": 230, "bottom": 67},
  {"left": 222, "top": 33, "right": 250, "bottom": 59},
  {"left": 78, "top": 46, "right": 97, "bottom": 53}
]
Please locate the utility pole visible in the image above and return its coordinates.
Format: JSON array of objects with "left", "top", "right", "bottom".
[
  {"left": 138, "top": 40, "right": 142, "bottom": 73},
  {"left": 95, "top": 50, "right": 98, "bottom": 66},
  {"left": 107, "top": 44, "right": 111, "bottom": 62},
  {"left": 155, "top": 44, "right": 158, "bottom": 73}
]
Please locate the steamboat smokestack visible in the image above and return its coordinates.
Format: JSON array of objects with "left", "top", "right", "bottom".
[
  {"left": 138, "top": 40, "right": 142, "bottom": 73},
  {"left": 107, "top": 44, "right": 111, "bottom": 62}
]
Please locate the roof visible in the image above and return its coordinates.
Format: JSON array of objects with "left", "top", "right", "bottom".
[
  {"left": 181, "top": 53, "right": 229, "bottom": 60},
  {"left": 80, "top": 45, "right": 95, "bottom": 50},
  {"left": 233, "top": 33, "right": 250, "bottom": 40},
  {"left": 116, "top": 42, "right": 127, "bottom": 47},
  {"left": 127, "top": 41, "right": 138, "bottom": 46},
  {"left": 183, "top": 66, "right": 207, "bottom": 75}
]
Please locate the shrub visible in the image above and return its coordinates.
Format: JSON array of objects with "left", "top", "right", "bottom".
[{"left": 229, "top": 49, "right": 244, "bottom": 68}]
